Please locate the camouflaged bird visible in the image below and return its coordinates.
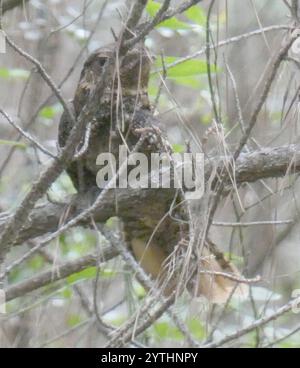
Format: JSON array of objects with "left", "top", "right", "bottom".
[{"left": 58, "top": 42, "right": 248, "bottom": 304}]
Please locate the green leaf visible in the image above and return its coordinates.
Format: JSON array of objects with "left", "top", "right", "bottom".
[
  {"left": 153, "top": 322, "right": 183, "bottom": 341},
  {"left": 67, "top": 314, "right": 82, "bottom": 327},
  {"left": 279, "top": 340, "right": 300, "bottom": 348},
  {"left": 156, "top": 57, "right": 216, "bottom": 77},
  {"left": 223, "top": 252, "right": 244, "bottom": 267},
  {"left": 146, "top": 0, "right": 190, "bottom": 30},
  {"left": 187, "top": 318, "right": 206, "bottom": 340},
  {"left": 67, "top": 266, "right": 116, "bottom": 285},
  {"left": 0, "top": 68, "right": 9, "bottom": 78},
  {"left": 201, "top": 113, "right": 213, "bottom": 125},
  {"left": 61, "top": 288, "right": 73, "bottom": 299},
  {"left": 0, "top": 139, "right": 27, "bottom": 149},
  {"left": 28, "top": 255, "right": 45, "bottom": 271},
  {"left": 159, "top": 17, "right": 191, "bottom": 30},
  {"left": 146, "top": 0, "right": 161, "bottom": 17},
  {"left": 172, "top": 143, "right": 185, "bottom": 153},
  {"left": 133, "top": 280, "right": 146, "bottom": 298},
  {"left": 106, "top": 217, "right": 118, "bottom": 229},
  {"left": 100, "top": 269, "right": 117, "bottom": 278},
  {"left": 0, "top": 68, "right": 30, "bottom": 80},
  {"left": 39, "top": 103, "right": 63, "bottom": 120},
  {"left": 185, "top": 5, "right": 206, "bottom": 25},
  {"left": 67, "top": 267, "right": 97, "bottom": 284}
]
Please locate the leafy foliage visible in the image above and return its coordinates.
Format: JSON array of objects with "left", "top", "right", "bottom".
[{"left": 0, "top": 68, "right": 30, "bottom": 80}]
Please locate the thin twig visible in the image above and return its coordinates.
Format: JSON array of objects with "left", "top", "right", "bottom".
[
  {"left": 213, "top": 220, "right": 294, "bottom": 227},
  {"left": 5, "top": 34, "right": 75, "bottom": 126},
  {"left": 203, "top": 296, "right": 300, "bottom": 348},
  {"left": 154, "top": 25, "right": 293, "bottom": 73},
  {"left": 0, "top": 109, "right": 56, "bottom": 159}
]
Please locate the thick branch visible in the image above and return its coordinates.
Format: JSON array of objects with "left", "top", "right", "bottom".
[
  {"left": 1, "top": 144, "right": 299, "bottom": 246},
  {"left": 5, "top": 247, "right": 118, "bottom": 301},
  {"left": 214, "top": 143, "right": 300, "bottom": 184},
  {"left": 2, "top": 0, "right": 29, "bottom": 13}
]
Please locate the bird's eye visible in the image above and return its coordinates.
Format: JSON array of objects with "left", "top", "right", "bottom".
[{"left": 98, "top": 58, "right": 107, "bottom": 66}]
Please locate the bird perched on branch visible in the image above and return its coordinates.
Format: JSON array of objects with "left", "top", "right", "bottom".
[{"left": 58, "top": 42, "right": 247, "bottom": 304}]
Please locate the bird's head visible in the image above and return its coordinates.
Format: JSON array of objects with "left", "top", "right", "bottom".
[{"left": 79, "top": 43, "right": 153, "bottom": 100}]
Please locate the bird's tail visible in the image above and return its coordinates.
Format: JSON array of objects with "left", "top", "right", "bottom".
[
  {"left": 130, "top": 237, "right": 248, "bottom": 304},
  {"left": 187, "top": 242, "right": 249, "bottom": 304}
]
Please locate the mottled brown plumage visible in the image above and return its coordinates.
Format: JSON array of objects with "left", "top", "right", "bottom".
[
  {"left": 58, "top": 43, "right": 153, "bottom": 191},
  {"left": 58, "top": 43, "right": 248, "bottom": 303}
]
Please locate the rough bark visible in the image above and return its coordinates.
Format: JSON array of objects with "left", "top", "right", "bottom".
[{"left": 1, "top": 144, "right": 299, "bottom": 247}]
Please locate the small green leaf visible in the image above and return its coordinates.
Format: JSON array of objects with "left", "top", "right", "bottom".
[
  {"left": 67, "top": 266, "right": 97, "bottom": 284},
  {"left": 133, "top": 280, "right": 146, "bottom": 298},
  {"left": 28, "top": 255, "right": 45, "bottom": 271},
  {"left": 67, "top": 266, "right": 116, "bottom": 284},
  {"left": 0, "top": 139, "right": 27, "bottom": 149},
  {"left": 67, "top": 314, "right": 82, "bottom": 327},
  {"left": 156, "top": 57, "right": 216, "bottom": 77},
  {"left": 100, "top": 269, "right": 117, "bottom": 278},
  {"left": 146, "top": 0, "right": 161, "bottom": 17},
  {"left": 187, "top": 318, "right": 206, "bottom": 340},
  {"left": 106, "top": 217, "right": 118, "bottom": 229},
  {"left": 153, "top": 322, "right": 183, "bottom": 341},
  {"left": 0, "top": 68, "right": 30, "bottom": 80},
  {"left": 159, "top": 17, "right": 191, "bottom": 30},
  {"left": 39, "top": 103, "right": 63, "bottom": 120},
  {"left": 146, "top": 0, "right": 190, "bottom": 30},
  {"left": 223, "top": 252, "right": 244, "bottom": 267},
  {"left": 0, "top": 68, "right": 9, "bottom": 78},
  {"left": 185, "top": 5, "right": 206, "bottom": 25},
  {"left": 61, "top": 288, "right": 73, "bottom": 299},
  {"left": 172, "top": 143, "right": 185, "bottom": 153}
]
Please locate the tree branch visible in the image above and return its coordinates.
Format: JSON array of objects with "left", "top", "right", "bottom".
[
  {"left": 1, "top": 144, "right": 299, "bottom": 247},
  {"left": 2, "top": 0, "right": 29, "bottom": 14},
  {"left": 5, "top": 247, "right": 118, "bottom": 302},
  {"left": 203, "top": 295, "right": 300, "bottom": 348}
]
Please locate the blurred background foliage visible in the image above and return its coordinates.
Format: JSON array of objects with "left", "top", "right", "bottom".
[{"left": 1, "top": 0, "right": 300, "bottom": 347}]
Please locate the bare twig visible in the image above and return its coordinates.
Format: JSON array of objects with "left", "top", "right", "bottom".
[
  {"left": 102, "top": 227, "right": 199, "bottom": 348},
  {"left": 206, "top": 0, "right": 220, "bottom": 125},
  {"left": 198, "top": 270, "right": 261, "bottom": 284},
  {"left": 0, "top": 109, "right": 56, "bottom": 159},
  {"left": 213, "top": 220, "right": 294, "bottom": 227},
  {"left": 127, "top": 0, "right": 204, "bottom": 49},
  {"left": 0, "top": 0, "right": 109, "bottom": 177},
  {"left": 154, "top": 25, "right": 293, "bottom": 73},
  {"left": 234, "top": 33, "right": 299, "bottom": 160},
  {"left": 122, "top": 0, "right": 148, "bottom": 41},
  {"left": 5, "top": 35, "right": 75, "bottom": 126},
  {"left": 263, "top": 323, "right": 300, "bottom": 347},
  {"left": 125, "top": 0, "right": 171, "bottom": 49},
  {"left": 203, "top": 296, "right": 300, "bottom": 348}
]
